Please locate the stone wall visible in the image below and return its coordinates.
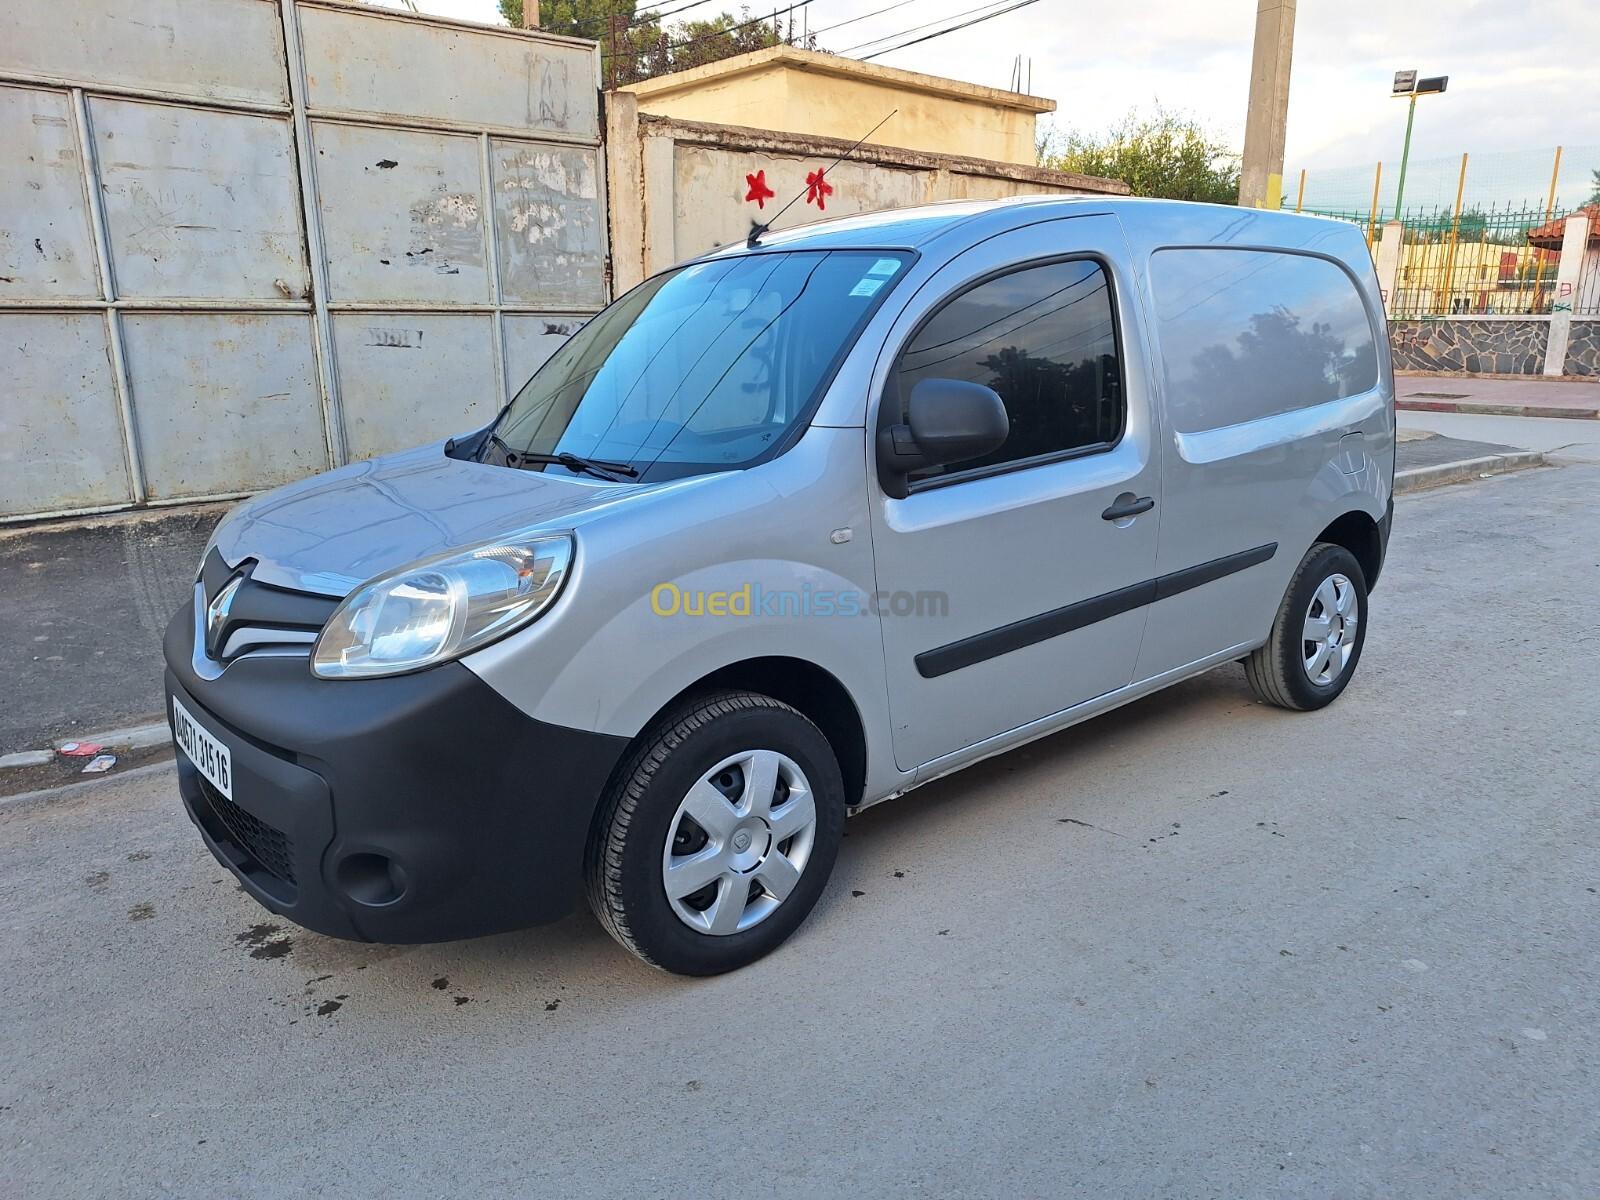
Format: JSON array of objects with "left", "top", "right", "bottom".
[
  {"left": 1565, "top": 321, "right": 1600, "bottom": 376},
  {"left": 1388, "top": 319, "right": 1548, "bottom": 375}
]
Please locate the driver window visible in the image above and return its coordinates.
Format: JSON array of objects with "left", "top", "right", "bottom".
[{"left": 895, "top": 258, "right": 1123, "bottom": 482}]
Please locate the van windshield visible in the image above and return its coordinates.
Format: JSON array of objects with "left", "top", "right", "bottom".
[{"left": 486, "top": 250, "right": 909, "bottom": 482}]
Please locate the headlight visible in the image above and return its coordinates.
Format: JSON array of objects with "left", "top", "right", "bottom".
[{"left": 311, "top": 533, "right": 573, "bottom": 679}]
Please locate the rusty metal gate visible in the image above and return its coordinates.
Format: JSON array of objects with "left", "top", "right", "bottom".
[{"left": 0, "top": 0, "right": 605, "bottom": 520}]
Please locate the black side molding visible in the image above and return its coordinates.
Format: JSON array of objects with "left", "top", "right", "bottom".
[
  {"left": 914, "top": 543, "right": 1278, "bottom": 679},
  {"left": 1153, "top": 542, "right": 1277, "bottom": 602},
  {"left": 914, "top": 579, "right": 1157, "bottom": 680}
]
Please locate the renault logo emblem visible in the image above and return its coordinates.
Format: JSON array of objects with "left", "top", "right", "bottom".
[{"left": 204, "top": 573, "right": 244, "bottom": 660}]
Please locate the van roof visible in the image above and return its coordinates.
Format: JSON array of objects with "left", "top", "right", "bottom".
[{"left": 704, "top": 195, "right": 1366, "bottom": 261}]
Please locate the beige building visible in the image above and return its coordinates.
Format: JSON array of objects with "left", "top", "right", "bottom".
[
  {"left": 620, "top": 45, "right": 1054, "bottom": 167},
  {"left": 1394, "top": 239, "right": 1560, "bottom": 316}
]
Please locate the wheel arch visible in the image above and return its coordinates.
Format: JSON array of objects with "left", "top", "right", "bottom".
[
  {"left": 633, "top": 656, "right": 869, "bottom": 808},
  {"left": 1315, "top": 508, "right": 1385, "bottom": 590}
]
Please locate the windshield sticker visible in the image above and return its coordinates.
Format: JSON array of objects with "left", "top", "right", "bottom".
[
  {"left": 867, "top": 258, "right": 902, "bottom": 277},
  {"left": 850, "top": 277, "right": 887, "bottom": 298}
]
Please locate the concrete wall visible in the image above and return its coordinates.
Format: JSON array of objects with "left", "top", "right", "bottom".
[
  {"left": 606, "top": 99, "right": 1129, "bottom": 292},
  {"left": 621, "top": 46, "right": 1052, "bottom": 168},
  {"left": 1, "top": 0, "right": 605, "bottom": 521}
]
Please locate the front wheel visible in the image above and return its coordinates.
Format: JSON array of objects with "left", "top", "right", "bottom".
[
  {"left": 584, "top": 691, "right": 845, "bottom": 975},
  {"left": 1244, "top": 542, "right": 1368, "bottom": 711}
]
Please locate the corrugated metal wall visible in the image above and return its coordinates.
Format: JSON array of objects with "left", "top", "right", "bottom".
[{"left": 0, "top": 0, "right": 605, "bottom": 520}]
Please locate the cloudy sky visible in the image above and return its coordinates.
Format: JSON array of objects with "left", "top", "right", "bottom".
[{"left": 406, "top": 0, "right": 1599, "bottom": 208}]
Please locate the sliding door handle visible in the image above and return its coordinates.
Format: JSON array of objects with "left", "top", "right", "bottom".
[{"left": 1101, "top": 495, "right": 1155, "bottom": 521}]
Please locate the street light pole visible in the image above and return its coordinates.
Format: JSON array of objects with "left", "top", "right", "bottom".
[
  {"left": 1393, "top": 92, "right": 1417, "bottom": 221},
  {"left": 1389, "top": 71, "right": 1447, "bottom": 221}
]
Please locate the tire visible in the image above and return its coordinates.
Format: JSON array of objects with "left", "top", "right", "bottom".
[
  {"left": 1244, "top": 542, "right": 1369, "bottom": 711},
  {"left": 584, "top": 690, "right": 846, "bottom": 975}
]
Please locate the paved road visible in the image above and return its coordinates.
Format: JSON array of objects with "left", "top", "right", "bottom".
[{"left": 4, "top": 462, "right": 1599, "bottom": 1198}]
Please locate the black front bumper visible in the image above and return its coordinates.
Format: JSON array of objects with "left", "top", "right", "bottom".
[{"left": 164, "top": 604, "right": 628, "bottom": 944}]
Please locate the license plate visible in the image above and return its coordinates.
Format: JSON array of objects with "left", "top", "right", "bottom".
[{"left": 172, "top": 695, "right": 233, "bottom": 799}]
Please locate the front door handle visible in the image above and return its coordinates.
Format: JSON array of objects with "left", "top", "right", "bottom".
[{"left": 1101, "top": 495, "right": 1155, "bottom": 521}]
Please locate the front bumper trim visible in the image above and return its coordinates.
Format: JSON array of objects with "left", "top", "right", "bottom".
[{"left": 165, "top": 601, "right": 629, "bottom": 944}]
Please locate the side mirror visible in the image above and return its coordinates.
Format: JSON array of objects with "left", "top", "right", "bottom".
[{"left": 877, "top": 378, "right": 1009, "bottom": 498}]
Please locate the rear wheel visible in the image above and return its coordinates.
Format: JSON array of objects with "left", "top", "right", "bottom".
[
  {"left": 585, "top": 690, "right": 845, "bottom": 975},
  {"left": 1244, "top": 542, "right": 1368, "bottom": 711}
]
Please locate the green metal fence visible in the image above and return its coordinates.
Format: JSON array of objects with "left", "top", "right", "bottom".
[
  {"left": 1300, "top": 203, "right": 1568, "bottom": 319},
  {"left": 1390, "top": 204, "right": 1561, "bottom": 319},
  {"left": 1286, "top": 143, "right": 1594, "bottom": 320}
]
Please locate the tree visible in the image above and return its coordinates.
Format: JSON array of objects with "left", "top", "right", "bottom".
[
  {"left": 1587, "top": 168, "right": 1600, "bottom": 206},
  {"left": 497, "top": 0, "right": 792, "bottom": 86},
  {"left": 1040, "top": 107, "right": 1241, "bottom": 205}
]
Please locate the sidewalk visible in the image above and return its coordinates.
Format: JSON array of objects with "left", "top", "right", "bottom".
[
  {"left": 1, "top": 505, "right": 223, "bottom": 757},
  {"left": 1394, "top": 429, "right": 1544, "bottom": 492},
  {"left": 1397, "top": 373, "right": 1600, "bottom": 420}
]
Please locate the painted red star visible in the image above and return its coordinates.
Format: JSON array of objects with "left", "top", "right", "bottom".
[
  {"left": 744, "top": 169, "right": 775, "bottom": 208},
  {"left": 804, "top": 167, "right": 834, "bottom": 210}
]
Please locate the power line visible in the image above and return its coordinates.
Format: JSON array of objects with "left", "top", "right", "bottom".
[
  {"left": 837, "top": 0, "right": 1019, "bottom": 54},
  {"left": 630, "top": 0, "right": 721, "bottom": 25},
  {"left": 562, "top": 0, "right": 720, "bottom": 37},
  {"left": 602, "top": 0, "right": 814, "bottom": 59},
  {"left": 854, "top": 0, "right": 1041, "bottom": 61},
  {"left": 809, "top": 0, "right": 925, "bottom": 37}
]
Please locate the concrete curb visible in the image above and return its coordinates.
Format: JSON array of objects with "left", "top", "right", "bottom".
[
  {"left": 52, "top": 721, "right": 169, "bottom": 752},
  {"left": 0, "top": 749, "right": 56, "bottom": 770},
  {"left": 1395, "top": 450, "right": 1547, "bottom": 495},
  {"left": 1398, "top": 398, "right": 1599, "bottom": 421},
  {"left": 0, "top": 761, "right": 173, "bottom": 812},
  {"left": 0, "top": 719, "right": 168, "bottom": 772}
]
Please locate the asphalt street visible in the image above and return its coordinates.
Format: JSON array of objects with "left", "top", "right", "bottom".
[{"left": 3, "top": 459, "right": 1598, "bottom": 1198}]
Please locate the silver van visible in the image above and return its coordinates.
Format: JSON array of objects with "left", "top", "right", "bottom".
[{"left": 165, "top": 197, "right": 1394, "bottom": 975}]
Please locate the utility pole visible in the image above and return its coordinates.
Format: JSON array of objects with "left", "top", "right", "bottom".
[
  {"left": 521, "top": 0, "right": 539, "bottom": 29},
  {"left": 1239, "top": 0, "right": 1296, "bottom": 209}
]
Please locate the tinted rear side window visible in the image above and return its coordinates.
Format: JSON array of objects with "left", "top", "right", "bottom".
[
  {"left": 1151, "top": 248, "right": 1378, "bottom": 434},
  {"left": 895, "top": 259, "right": 1122, "bottom": 482}
]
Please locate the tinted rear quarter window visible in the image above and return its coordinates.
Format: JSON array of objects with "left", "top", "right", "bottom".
[{"left": 1150, "top": 248, "right": 1379, "bottom": 434}]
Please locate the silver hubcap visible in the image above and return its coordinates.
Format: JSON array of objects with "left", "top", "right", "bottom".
[
  {"left": 1303, "top": 572, "right": 1358, "bottom": 686},
  {"left": 662, "top": 750, "right": 817, "bottom": 936}
]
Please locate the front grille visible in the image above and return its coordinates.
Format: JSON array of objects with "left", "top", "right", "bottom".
[
  {"left": 199, "top": 549, "right": 339, "bottom": 665},
  {"left": 199, "top": 777, "right": 297, "bottom": 886}
]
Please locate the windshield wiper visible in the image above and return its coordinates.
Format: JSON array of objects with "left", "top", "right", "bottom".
[
  {"left": 481, "top": 434, "right": 636, "bottom": 481},
  {"left": 510, "top": 450, "right": 640, "bottom": 481},
  {"left": 481, "top": 432, "right": 519, "bottom": 464}
]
